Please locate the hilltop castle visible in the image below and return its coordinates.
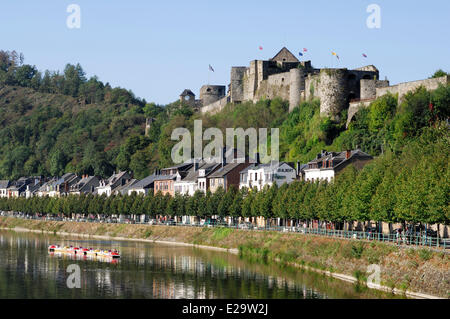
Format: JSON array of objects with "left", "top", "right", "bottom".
[{"left": 179, "top": 47, "right": 449, "bottom": 121}]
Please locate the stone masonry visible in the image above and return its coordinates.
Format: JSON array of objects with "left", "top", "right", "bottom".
[{"left": 177, "top": 48, "right": 448, "bottom": 123}]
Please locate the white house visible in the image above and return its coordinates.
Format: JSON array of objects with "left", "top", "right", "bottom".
[
  {"left": 174, "top": 163, "right": 201, "bottom": 196},
  {"left": 127, "top": 174, "right": 157, "bottom": 196},
  {"left": 303, "top": 149, "right": 373, "bottom": 183},
  {"left": 0, "top": 180, "right": 10, "bottom": 198},
  {"left": 239, "top": 162, "right": 297, "bottom": 191},
  {"left": 196, "top": 163, "right": 221, "bottom": 193},
  {"left": 96, "top": 171, "right": 132, "bottom": 197}
]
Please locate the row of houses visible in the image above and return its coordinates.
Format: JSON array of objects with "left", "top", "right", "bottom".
[{"left": 0, "top": 148, "right": 373, "bottom": 199}]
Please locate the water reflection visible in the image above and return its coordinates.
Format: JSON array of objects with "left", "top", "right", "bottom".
[
  {"left": 0, "top": 230, "right": 401, "bottom": 299},
  {"left": 49, "top": 252, "right": 120, "bottom": 264}
]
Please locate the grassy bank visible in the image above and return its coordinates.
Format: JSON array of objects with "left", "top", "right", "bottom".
[{"left": 0, "top": 217, "right": 448, "bottom": 298}]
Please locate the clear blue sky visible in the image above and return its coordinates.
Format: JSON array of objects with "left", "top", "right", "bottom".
[{"left": 1, "top": 0, "right": 449, "bottom": 104}]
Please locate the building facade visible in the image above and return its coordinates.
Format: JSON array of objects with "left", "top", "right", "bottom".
[
  {"left": 239, "top": 162, "right": 297, "bottom": 191},
  {"left": 304, "top": 149, "right": 373, "bottom": 183},
  {"left": 97, "top": 171, "right": 132, "bottom": 197}
]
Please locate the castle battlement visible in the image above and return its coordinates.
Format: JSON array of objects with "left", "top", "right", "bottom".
[
  {"left": 179, "top": 47, "right": 447, "bottom": 130},
  {"left": 180, "top": 47, "right": 381, "bottom": 117}
]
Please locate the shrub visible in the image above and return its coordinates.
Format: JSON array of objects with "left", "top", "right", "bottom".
[
  {"left": 351, "top": 243, "right": 365, "bottom": 259},
  {"left": 418, "top": 249, "right": 433, "bottom": 261}
]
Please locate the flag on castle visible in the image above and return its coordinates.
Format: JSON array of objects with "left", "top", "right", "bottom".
[
  {"left": 209, "top": 64, "right": 215, "bottom": 72},
  {"left": 332, "top": 51, "right": 340, "bottom": 60},
  {"left": 303, "top": 48, "right": 308, "bottom": 52},
  {"left": 259, "top": 46, "right": 263, "bottom": 50},
  {"left": 299, "top": 52, "right": 303, "bottom": 57},
  {"left": 362, "top": 53, "right": 368, "bottom": 58}
]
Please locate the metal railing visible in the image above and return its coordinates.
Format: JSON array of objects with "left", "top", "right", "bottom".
[{"left": 1, "top": 211, "right": 448, "bottom": 251}]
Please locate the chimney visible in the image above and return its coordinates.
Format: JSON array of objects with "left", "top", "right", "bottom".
[
  {"left": 296, "top": 161, "right": 301, "bottom": 176},
  {"left": 346, "top": 150, "right": 351, "bottom": 160},
  {"left": 194, "top": 160, "right": 199, "bottom": 171},
  {"left": 255, "top": 153, "right": 260, "bottom": 166},
  {"left": 221, "top": 147, "right": 226, "bottom": 168}
]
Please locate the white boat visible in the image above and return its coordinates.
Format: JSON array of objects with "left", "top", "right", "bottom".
[{"left": 48, "top": 245, "right": 120, "bottom": 258}]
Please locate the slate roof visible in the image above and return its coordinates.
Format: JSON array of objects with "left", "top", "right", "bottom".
[
  {"left": 0, "top": 180, "right": 10, "bottom": 189},
  {"left": 174, "top": 162, "right": 215, "bottom": 183},
  {"left": 270, "top": 47, "right": 300, "bottom": 63},
  {"left": 163, "top": 162, "right": 193, "bottom": 171},
  {"left": 38, "top": 178, "right": 57, "bottom": 192},
  {"left": 106, "top": 171, "right": 129, "bottom": 185},
  {"left": 26, "top": 183, "right": 42, "bottom": 194},
  {"left": 209, "top": 163, "right": 243, "bottom": 178},
  {"left": 305, "top": 149, "right": 372, "bottom": 170},
  {"left": 115, "top": 179, "right": 140, "bottom": 195},
  {"left": 129, "top": 174, "right": 157, "bottom": 189},
  {"left": 70, "top": 176, "right": 99, "bottom": 192},
  {"left": 180, "top": 89, "right": 195, "bottom": 97},
  {"left": 154, "top": 174, "right": 179, "bottom": 181},
  {"left": 239, "top": 162, "right": 294, "bottom": 174}
]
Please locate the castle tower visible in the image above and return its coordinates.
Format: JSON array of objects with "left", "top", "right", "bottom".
[
  {"left": 230, "top": 67, "right": 247, "bottom": 103},
  {"left": 200, "top": 85, "right": 226, "bottom": 106},
  {"left": 317, "top": 69, "right": 348, "bottom": 117},
  {"left": 289, "top": 68, "right": 305, "bottom": 112},
  {"left": 179, "top": 89, "right": 196, "bottom": 107}
]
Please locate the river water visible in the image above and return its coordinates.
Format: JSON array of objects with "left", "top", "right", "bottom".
[{"left": 0, "top": 230, "right": 402, "bottom": 299}]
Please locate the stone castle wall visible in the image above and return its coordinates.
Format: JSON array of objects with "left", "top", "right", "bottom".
[
  {"left": 376, "top": 75, "right": 449, "bottom": 102},
  {"left": 200, "top": 96, "right": 229, "bottom": 114},
  {"left": 346, "top": 75, "right": 449, "bottom": 127},
  {"left": 360, "top": 79, "right": 390, "bottom": 100},
  {"left": 346, "top": 100, "right": 373, "bottom": 128}
]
